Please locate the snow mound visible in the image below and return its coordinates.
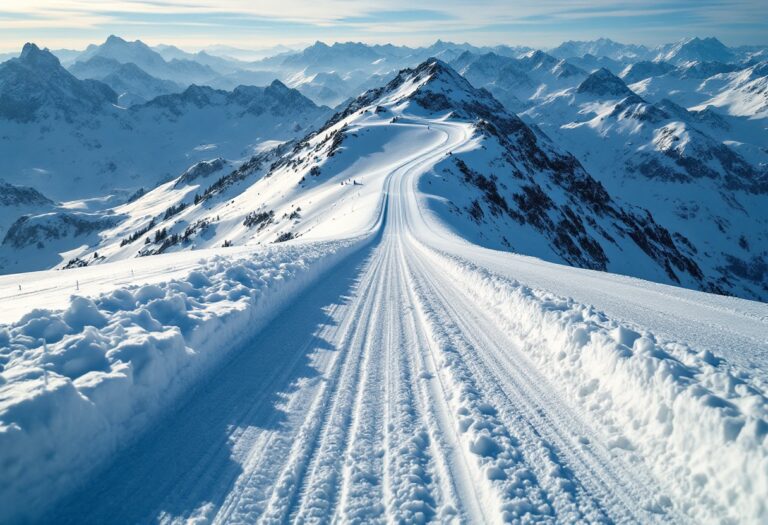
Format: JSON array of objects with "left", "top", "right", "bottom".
[
  {"left": 421, "top": 245, "right": 768, "bottom": 524},
  {"left": 0, "top": 238, "right": 361, "bottom": 523}
]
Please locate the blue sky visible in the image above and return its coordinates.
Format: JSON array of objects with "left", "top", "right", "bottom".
[{"left": 1, "top": 1, "right": 766, "bottom": 52}]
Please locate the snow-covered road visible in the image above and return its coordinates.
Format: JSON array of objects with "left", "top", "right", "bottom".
[
  {"left": 52, "top": 124, "right": 655, "bottom": 523},
  {"left": 23, "top": 120, "right": 768, "bottom": 523}
]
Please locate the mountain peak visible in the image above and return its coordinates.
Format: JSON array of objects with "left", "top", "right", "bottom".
[
  {"left": 19, "top": 43, "right": 61, "bottom": 68},
  {"left": 577, "top": 68, "right": 635, "bottom": 97},
  {"left": 415, "top": 57, "right": 457, "bottom": 76},
  {"left": 331, "top": 57, "right": 521, "bottom": 132},
  {"left": 105, "top": 34, "right": 126, "bottom": 45},
  {"left": 404, "top": 57, "right": 476, "bottom": 96},
  {"left": 659, "top": 36, "right": 734, "bottom": 64}
]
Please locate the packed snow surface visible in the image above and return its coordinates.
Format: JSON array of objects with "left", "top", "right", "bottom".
[{"left": 1, "top": 97, "right": 767, "bottom": 524}]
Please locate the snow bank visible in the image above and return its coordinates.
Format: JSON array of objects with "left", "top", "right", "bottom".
[
  {"left": 0, "top": 239, "right": 361, "bottom": 523},
  {"left": 421, "top": 245, "right": 768, "bottom": 524}
]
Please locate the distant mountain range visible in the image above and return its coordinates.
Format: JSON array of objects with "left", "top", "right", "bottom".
[
  {"left": 0, "top": 35, "right": 766, "bottom": 299},
  {"left": 0, "top": 43, "right": 330, "bottom": 201}
]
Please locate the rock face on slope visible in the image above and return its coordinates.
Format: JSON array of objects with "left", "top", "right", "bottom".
[
  {"left": 0, "top": 180, "right": 52, "bottom": 207},
  {"left": 0, "top": 43, "right": 116, "bottom": 121},
  {"left": 2, "top": 212, "right": 118, "bottom": 250},
  {"left": 524, "top": 65, "right": 768, "bottom": 300},
  {"left": 577, "top": 68, "right": 638, "bottom": 98}
]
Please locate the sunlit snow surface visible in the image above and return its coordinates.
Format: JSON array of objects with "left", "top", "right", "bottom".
[{"left": 1, "top": 57, "right": 767, "bottom": 524}]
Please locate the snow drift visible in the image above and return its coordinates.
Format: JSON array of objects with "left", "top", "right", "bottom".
[
  {"left": 0, "top": 238, "right": 364, "bottom": 523},
  {"left": 417, "top": 244, "right": 767, "bottom": 523}
]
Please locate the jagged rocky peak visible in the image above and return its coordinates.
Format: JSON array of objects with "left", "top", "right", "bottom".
[
  {"left": 577, "top": 68, "right": 637, "bottom": 98},
  {"left": 175, "top": 158, "right": 228, "bottom": 187},
  {"left": 379, "top": 58, "right": 510, "bottom": 117},
  {"left": 0, "top": 180, "right": 53, "bottom": 207},
  {"left": 324, "top": 58, "right": 534, "bottom": 139},
  {"left": 409, "top": 57, "right": 472, "bottom": 88},
  {"left": 0, "top": 42, "right": 117, "bottom": 121},
  {"left": 18, "top": 43, "right": 61, "bottom": 68}
]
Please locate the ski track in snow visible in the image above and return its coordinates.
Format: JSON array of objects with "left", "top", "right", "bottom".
[{"left": 3, "top": 117, "right": 765, "bottom": 524}]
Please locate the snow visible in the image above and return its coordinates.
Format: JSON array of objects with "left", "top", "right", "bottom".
[
  {"left": 0, "top": 238, "right": 364, "bottom": 523},
  {"left": 1, "top": 43, "right": 767, "bottom": 525},
  {"left": 417, "top": 245, "right": 767, "bottom": 523}
]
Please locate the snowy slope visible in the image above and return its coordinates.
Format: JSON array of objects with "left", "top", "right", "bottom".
[
  {"left": 0, "top": 238, "right": 367, "bottom": 523},
  {"left": 691, "top": 61, "right": 768, "bottom": 119},
  {"left": 12, "top": 58, "right": 762, "bottom": 298},
  {"left": 450, "top": 50, "right": 586, "bottom": 112},
  {"left": 523, "top": 68, "right": 768, "bottom": 300},
  {"left": 0, "top": 46, "right": 332, "bottom": 274},
  {"left": 654, "top": 37, "right": 736, "bottom": 65},
  {"left": 0, "top": 56, "right": 765, "bottom": 524},
  {"left": 52, "top": 60, "right": 702, "bottom": 295}
]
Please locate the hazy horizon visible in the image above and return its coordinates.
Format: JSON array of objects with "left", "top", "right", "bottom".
[
  {"left": 3, "top": 34, "right": 767, "bottom": 57},
  {"left": 2, "top": 1, "right": 766, "bottom": 53}
]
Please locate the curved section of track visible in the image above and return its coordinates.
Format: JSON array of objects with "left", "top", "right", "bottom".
[{"left": 53, "top": 120, "right": 681, "bottom": 524}]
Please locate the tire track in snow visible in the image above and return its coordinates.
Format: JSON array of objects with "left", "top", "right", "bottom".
[
  {"left": 49, "top": 116, "right": 689, "bottom": 524},
  {"left": 332, "top": 245, "right": 391, "bottom": 523},
  {"left": 220, "top": 248, "right": 389, "bottom": 524},
  {"left": 378, "top": 242, "right": 442, "bottom": 523},
  {"left": 390, "top": 242, "right": 472, "bottom": 522}
]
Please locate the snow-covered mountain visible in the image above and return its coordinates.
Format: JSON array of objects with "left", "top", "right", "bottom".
[
  {"left": 151, "top": 44, "right": 248, "bottom": 75},
  {"left": 619, "top": 60, "right": 676, "bottom": 83},
  {"left": 70, "top": 57, "right": 182, "bottom": 106},
  {"left": 1, "top": 36, "right": 766, "bottom": 297},
  {"left": 0, "top": 44, "right": 332, "bottom": 273},
  {"left": 564, "top": 53, "right": 625, "bottom": 74},
  {"left": 524, "top": 68, "right": 768, "bottom": 300},
  {"left": 242, "top": 40, "right": 534, "bottom": 106},
  {"left": 48, "top": 58, "right": 749, "bottom": 301},
  {"left": 2, "top": 38, "right": 768, "bottom": 525},
  {"left": 449, "top": 50, "right": 586, "bottom": 112},
  {"left": 655, "top": 37, "right": 736, "bottom": 65},
  {"left": 691, "top": 61, "right": 768, "bottom": 119},
  {"left": 288, "top": 71, "right": 353, "bottom": 107},
  {"left": 0, "top": 44, "right": 331, "bottom": 202},
  {"left": 550, "top": 38, "right": 652, "bottom": 61},
  {"left": 0, "top": 43, "right": 117, "bottom": 121},
  {"left": 75, "top": 35, "right": 218, "bottom": 85}
]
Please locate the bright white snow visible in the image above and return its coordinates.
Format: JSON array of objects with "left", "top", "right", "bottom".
[{"left": 0, "top": 52, "right": 766, "bottom": 525}]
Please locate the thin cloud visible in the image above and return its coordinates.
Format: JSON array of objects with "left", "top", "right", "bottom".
[{"left": 0, "top": 0, "right": 765, "bottom": 51}]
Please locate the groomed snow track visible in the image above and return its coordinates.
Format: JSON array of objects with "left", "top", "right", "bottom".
[{"left": 44, "top": 122, "right": 763, "bottom": 524}]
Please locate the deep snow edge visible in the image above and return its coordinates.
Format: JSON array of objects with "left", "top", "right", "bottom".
[
  {"left": 0, "top": 234, "right": 376, "bottom": 524},
  {"left": 415, "top": 243, "right": 768, "bottom": 524}
]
